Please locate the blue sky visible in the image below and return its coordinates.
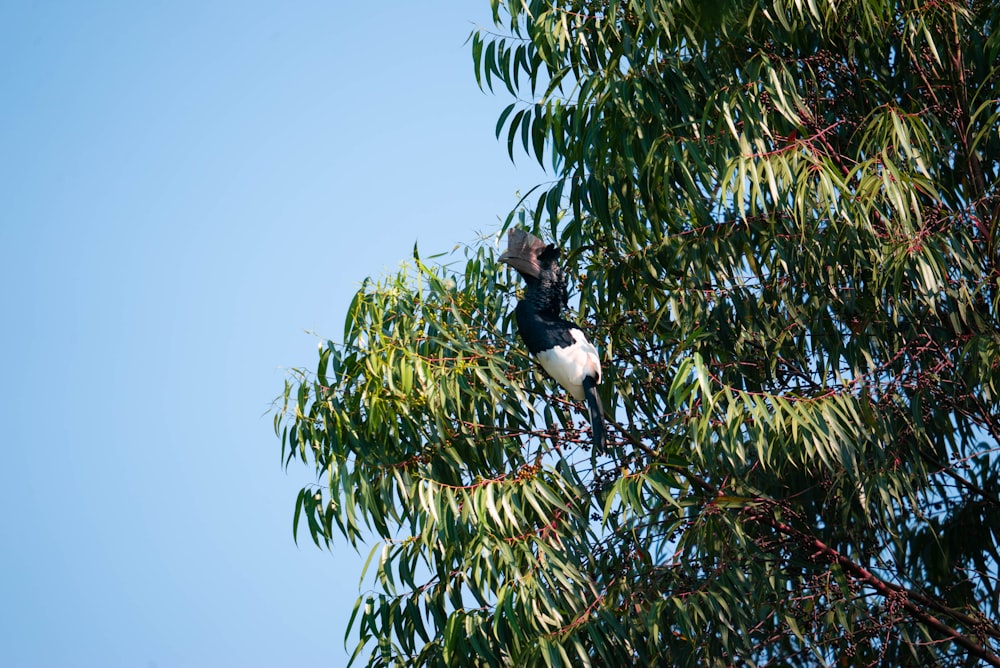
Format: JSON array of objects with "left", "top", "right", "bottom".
[{"left": 0, "top": 3, "right": 541, "bottom": 666}]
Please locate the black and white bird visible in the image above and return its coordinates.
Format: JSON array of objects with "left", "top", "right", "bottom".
[{"left": 499, "top": 228, "right": 605, "bottom": 453}]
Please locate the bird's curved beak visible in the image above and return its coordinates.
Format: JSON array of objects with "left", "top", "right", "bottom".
[{"left": 499, "top": 228, "right": 547, "bottom": 278}]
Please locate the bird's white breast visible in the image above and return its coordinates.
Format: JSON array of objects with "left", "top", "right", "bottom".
[{"left": 535, "top": 328, "right": 601, "bottom": 401}]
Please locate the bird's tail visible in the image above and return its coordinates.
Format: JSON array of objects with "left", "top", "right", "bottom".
[{"left": 582, "top": 375, "right": 605, "bottom": 454}]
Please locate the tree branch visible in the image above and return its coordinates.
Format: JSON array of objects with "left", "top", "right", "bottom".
[{"left": 749, "top": 506, "right": 1000, "bottom": 667}]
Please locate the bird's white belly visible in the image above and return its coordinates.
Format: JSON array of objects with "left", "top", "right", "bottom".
[{"left": 535, "top": 329, "right": 601, "bottom": 401}]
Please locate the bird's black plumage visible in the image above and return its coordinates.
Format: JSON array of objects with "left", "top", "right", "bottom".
[{"left": 499, "top": 229, "right": 606, "bottom": 454}]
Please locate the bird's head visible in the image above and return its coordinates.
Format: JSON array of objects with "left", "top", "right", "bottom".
[
  {"left": 498, "top": 228, "right": 560, "bottom": 280},
  {"left": 499, "top": 228, "right": 568, "bottom": 312}
]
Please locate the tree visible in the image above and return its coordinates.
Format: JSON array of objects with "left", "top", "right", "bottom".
[{"left": 276, "top": 1, "right": 1000, "bottom": 665}]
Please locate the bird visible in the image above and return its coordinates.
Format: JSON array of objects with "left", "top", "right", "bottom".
[{"left": 499, "top": 228, "right": 605, "bottom": 454}]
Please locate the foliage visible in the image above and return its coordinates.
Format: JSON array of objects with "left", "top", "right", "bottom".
[{"left": 277, "top": 0, "right": 1000, "bottom": 665}]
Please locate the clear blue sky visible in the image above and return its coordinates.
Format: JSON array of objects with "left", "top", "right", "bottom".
[{"left": 0, "top": 3, "right": 541, "bottom": 666}]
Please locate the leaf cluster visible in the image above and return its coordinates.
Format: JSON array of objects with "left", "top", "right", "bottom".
[{"left": 279, "top": 1, "right": 1000, "bottom": 665}]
